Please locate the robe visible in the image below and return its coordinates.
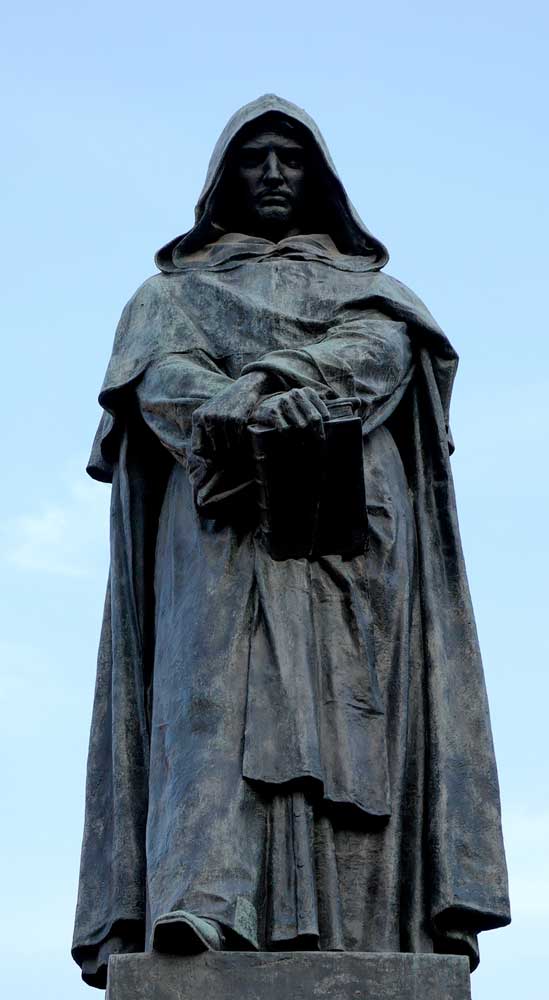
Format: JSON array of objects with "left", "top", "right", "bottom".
[{"left": 72, "top": 231, "right": 510, "bottom": 988}]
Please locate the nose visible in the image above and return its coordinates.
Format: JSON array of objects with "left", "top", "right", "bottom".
[{"left": 263, "top": 151, "right": 283, "bottom": 185}]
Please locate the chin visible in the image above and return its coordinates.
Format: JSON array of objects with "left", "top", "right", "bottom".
[{"left": 257, "top": 205, "right": 292, "bottom": 224}]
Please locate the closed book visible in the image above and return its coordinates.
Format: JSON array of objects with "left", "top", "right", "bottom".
[{"left": 249, "top": 398, "right": 367, "bottom": 561}]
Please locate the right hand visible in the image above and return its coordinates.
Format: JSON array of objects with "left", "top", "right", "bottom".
[{"left": 191, "top": 371, "right": 267, "bottom": 460}]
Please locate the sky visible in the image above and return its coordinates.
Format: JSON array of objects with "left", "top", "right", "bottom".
[{"left": 1, "top": 1, "right": 548, "bottom": 997}]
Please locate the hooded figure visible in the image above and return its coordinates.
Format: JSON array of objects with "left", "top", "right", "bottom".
[{"left": 72, "top": 95, "right": 510, "bottom": 989}]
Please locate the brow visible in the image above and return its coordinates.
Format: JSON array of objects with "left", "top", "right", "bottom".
[{"left": 240, "top": 137, "right": 305, "bottom": 153}]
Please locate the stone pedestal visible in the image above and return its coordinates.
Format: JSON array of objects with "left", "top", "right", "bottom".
[{"left": 106, "top": 951, "right": 471, "bottom": 1000}]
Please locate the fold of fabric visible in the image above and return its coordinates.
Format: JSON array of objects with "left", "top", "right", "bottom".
[{"left": 244, "top": 544, "right": 390, "bottom": 818}]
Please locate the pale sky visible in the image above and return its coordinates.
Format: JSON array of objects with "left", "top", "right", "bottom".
[{"left": 1, "top": 2, "right": 548, "bottom": 998}]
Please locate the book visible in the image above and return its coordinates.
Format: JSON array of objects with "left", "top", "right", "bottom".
[{"left": 248, "top": 398, "right": 367, "bottom": 561}]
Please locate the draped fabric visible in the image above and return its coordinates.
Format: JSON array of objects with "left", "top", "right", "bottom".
[{"left": 73, "top": 97, "right": 510, "bottom": 990}]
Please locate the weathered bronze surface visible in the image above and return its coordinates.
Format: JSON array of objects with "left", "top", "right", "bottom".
[
  {"left": 72, "top": 95, "right": 510, "bottom": 990},
  {"left": 106, "top": 952, "right": 472, "bottom": 1000}
]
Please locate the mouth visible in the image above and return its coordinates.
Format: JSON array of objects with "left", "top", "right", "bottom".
[{"left": 258, "top": 192, "right": 290, "bottom": 205}]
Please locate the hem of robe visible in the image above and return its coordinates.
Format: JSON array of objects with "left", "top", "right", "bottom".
[
  {"left": 243, "top": 773, "right": 392, "bottom": 822},
  {"left": 72, "top": 918, "right": 145, "bottom": 990},
  {"left": 431, "top": 902, "right": 511, "bottom": 973},
  {"left": 433, "top": 931, "right": 480, "bottom": 973},
  {"left": 432, "top": 902, "right": 512, "bottom": 935},
  {"left": 152, "top": 898, "right": 260, "bottom": 951},
  {"left": 72, "top": 810, "right": 506, "bottom": 979},
  {"left": 152, "top": 911, "right": 329, "bottom": 953}
]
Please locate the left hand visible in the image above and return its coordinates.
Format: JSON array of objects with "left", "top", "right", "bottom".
[{"left": 252, "top": 387, "right": 330, "bottom": 434}]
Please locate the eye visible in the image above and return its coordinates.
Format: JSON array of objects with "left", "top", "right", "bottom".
[
  {"left": 239, "top": 151, "right": 263, "bottom": 169},
  {"left": 280, "top": 151, "right": 304, "bottom": 169}
]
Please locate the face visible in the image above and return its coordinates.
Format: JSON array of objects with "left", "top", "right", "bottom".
[{"left": 234, "top": 126, "right": 307, "bottom": 239}]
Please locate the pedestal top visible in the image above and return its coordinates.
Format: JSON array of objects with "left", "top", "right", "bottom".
[{"left": 107, "top": 951, "right": 471, "bottom": 1000}]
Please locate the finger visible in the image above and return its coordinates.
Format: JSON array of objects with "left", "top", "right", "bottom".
[
  {"left": 255, "top": 396, "right": 294, "bottom": 429},
  {"left": 290, "top": 392, "right": 327, "bottom": 434},
  {"left": 295, "top": 400, "right": 324, "bottom": 432},
  {"left": 278, "top": 395, "right": 306, "bottom": 428},
  {"left": 301, "top": 386, "right": 330, "bottom": 420},
  {"left": 252, "top": 401, "right": 278, "bottom": 427}
]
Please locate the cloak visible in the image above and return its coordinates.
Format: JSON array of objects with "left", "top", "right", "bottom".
[{"left": 73, "top": 96, "right": 510, "bottom": 989}]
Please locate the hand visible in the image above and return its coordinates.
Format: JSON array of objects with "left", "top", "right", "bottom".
[
  {"left": 192, "top": 371, "right": 267, "bottom": 459},
  {"left": 252, "top": 387, "right": 330, "bottom": 434}
]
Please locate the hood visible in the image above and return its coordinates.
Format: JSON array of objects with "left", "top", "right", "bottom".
[{"left": 155, "top": 94, "right": 389, "bottom": 272}]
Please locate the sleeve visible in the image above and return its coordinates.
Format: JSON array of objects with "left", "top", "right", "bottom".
[
  {"left": 241, "top": 316, "right": 413, "bottom": 430},
  {"left": 135, "top": 350, "right": 259, "bottom": 514},
  {"left": 135, "top": 349, "right": 233, "bottom": 464}
]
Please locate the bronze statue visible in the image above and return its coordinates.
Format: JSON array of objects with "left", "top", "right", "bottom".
[{"left": 72, "top": 95, "right": 510, "bottom": 989}]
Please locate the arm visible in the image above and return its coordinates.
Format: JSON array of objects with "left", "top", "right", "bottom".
[
  {"left": 135, "top": 351, "right": 271, "bottom": 513},
  {"left": 242, "top": 316, "right": 413, "bottom": 431},
  {"left": 135, "top": 350, "right": 233, "bottom": 464}
]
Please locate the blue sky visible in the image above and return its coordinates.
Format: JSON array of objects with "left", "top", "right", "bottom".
[{"left": 1, "top": 2, "right": 547, "bottom": 997}]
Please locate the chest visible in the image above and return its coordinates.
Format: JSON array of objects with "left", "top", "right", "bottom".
[{"left": 174, "top": 261, "right": 365, "bottom": 365}]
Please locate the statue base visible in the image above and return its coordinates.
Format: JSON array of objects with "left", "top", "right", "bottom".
[{"left": 106, "top": 951, "right": 471, "bottom": 1000}]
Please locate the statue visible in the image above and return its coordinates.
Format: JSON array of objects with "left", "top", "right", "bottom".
[{"left": 72, "top": 95, "right": 510, "bottom": 990}]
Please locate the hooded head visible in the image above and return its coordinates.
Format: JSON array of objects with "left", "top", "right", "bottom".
[{"left": 156, "top": 94, "right": 389, "bottom": 272}]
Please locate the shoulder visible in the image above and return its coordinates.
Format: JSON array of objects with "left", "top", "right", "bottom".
[
  {"left": 370, "top": 272, "right": 441, "bottom": 329},
  {"left": 122, "top": 272, "right": 175, "bottom": 314},
  {"left": 365, "top": 271, "right": 458, "bottom": 361}
]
